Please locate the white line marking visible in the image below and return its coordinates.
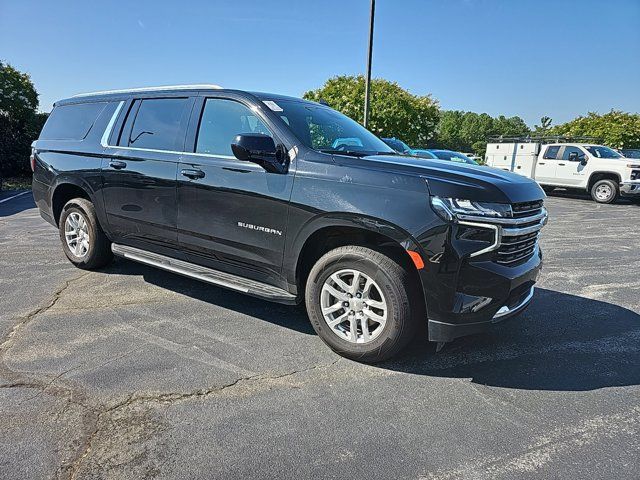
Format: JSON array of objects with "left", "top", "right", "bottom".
[{"left": 0, "top": 191, "right": 30, "bottom": 204}]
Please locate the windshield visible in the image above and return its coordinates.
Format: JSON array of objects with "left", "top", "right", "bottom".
[
  {"left": 433, "top": 150, "right": 478, "bottom": 165},
  {"left": 270, "top": 100, "right": 394, "bottom": 155},
  {"left": 622, "top": 149, "right": 640, "bottom": 159},
  {"left": 585, "top": 146, "right": 622, "bottom": 159},
  {"left": 382, "top": 138, "right": 413, "bottom": 154}
]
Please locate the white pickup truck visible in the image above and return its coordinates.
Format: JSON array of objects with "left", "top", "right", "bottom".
[{"left": 485, "top": 139, "right": 640, "bottom": 203}]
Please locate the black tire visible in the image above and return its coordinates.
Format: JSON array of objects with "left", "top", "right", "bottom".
[
  {"left": 305, "top": 246, "right": 420, "bottom": 363},
  {"left": 541, "top": 185, "right": 555, "bottom": 194},
  {"left": 590, "top": 179, "right": 618, "bottom": 204},
  {"left": 59, "top": 198, "right": 113, "bottom": 269}
]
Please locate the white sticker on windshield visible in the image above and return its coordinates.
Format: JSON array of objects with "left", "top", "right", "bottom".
[{"left": 263, "top": 100, "right": 283, "bottom": 112}]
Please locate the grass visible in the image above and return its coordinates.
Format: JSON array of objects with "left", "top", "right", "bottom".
[{"left": 1, "top": 174, "right": 32, "bottom": 191}]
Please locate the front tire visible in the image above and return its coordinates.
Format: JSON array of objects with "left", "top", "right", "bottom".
[
  {"left": 59, "top": 198, "right": 113, "bottom": 269},
  {"left": 305, "top": 246, "right": 419, "bottom": 363},
  {"left": 590, "top": 179, "right": 618, "bottom": 204}
]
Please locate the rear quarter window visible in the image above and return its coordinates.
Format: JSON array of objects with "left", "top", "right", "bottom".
[{"left": 39, "top": 102, "right": 107, "bottom": 140}]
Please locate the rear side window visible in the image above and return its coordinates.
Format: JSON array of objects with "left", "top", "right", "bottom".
[
  {"left": 121, "top": 98, "right": 190, "bottom": 151},
  {"left": 39, "top": 102, "right": 107, "bottom": 140},
  {"left": 543, "top": 146, "right": 560, "bottom": 159}
]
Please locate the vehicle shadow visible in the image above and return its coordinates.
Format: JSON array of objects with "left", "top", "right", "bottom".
[
  {"left": 384, "top": 287, "right": 640, "bottom": 391},
  {"left": 103, "top": 260, "right": 640, "bottom": 391},
  {"left": 547, "top": 188, "right": 639, "bottom": 205},
  {"left": 0, "top": 190, "right": 34, "bottom": 217},
  {"left": 104, "top": 258, "right": 315, "bottom": 335}
]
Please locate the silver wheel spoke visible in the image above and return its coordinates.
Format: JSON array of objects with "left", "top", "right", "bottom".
[
  {"left": 349, "top": 316, "right": 358, "bottom": 341},
  {"left": 360, "top": 317, "right": 370, "bottom": 342},
  {"left": 330, "top": 273, "right": 351, "bottom": 294},
  {"left": 327, "top": 311, "right": 349, "bottom": 328},
  {"left": 364, "top": 298, "right": 385, "bottom": 309},
  {"left": 322, "top": 301, "right": 344, "bottom": 315},
  {"left": 322, "top": 284, "right": 349, "bottom": 301},
  {"left": 349, "top": 271, "right": 361, "bottom": 295}
]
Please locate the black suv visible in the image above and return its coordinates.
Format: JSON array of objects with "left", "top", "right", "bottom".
[{"left": 32, "top": 85, "right": 547, "bottom": 362}]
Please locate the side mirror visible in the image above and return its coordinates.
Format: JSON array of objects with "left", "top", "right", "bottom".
[
  {"left": 568, "top": 151, "right": 579, "bottom": 161},
  {"left": 231, "top": 133, "right": 286, "bottom": 173},
  {"left": 580, "top": 156, "right": 589, "bottom": 166},
  {"left": 231, "top": 133, "right": 276, "bottom": 161}
]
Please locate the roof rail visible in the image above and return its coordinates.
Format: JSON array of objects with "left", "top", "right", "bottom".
[
  {"left": 72, "top": 84, "right": 223, "bottom": 98},
  {"left": 487, "top": 135, "right": 602, "bottom": 144}
]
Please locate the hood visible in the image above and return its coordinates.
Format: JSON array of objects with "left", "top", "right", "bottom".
[{"left": 361, "top": 154, "right": 545, "bottom": 204}]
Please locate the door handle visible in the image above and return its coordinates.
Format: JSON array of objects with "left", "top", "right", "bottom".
[
  {"left": 109, "top": 160, "right": 127, "bottom": 169},
  {"left": 538, "top": 162, "right": 546, "bottom": 165},
  {"left": 181, "top": 168, "right": 205, "bottom": 179},
  {"left": 558, "top": 163, "right": 566, "bottom": 166}
]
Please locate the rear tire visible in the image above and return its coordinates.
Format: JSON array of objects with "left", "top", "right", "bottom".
[
  {"left": 541, "top": 185, "right": 555, "bottom": 194},
  {"left": 305, "top": 246, "right": 420, "bottom": 363},
  {"left": 590, "top": 179, "right": 618, "bottom": 204},
  {"left": 59, "top": 198, "right": 113, "bottom": 269}
]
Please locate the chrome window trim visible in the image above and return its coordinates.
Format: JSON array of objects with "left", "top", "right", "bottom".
[{"left": 100, "top": 101, "right": 125, "bottom": 148}]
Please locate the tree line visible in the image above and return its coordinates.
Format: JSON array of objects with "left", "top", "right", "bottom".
[{"left": 1, "top": 64, "right": 639, "bottom": 178}]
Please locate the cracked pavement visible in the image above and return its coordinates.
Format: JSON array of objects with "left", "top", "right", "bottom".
[{"left": 0, "top": 191, "right": 639, "bottom": 479}]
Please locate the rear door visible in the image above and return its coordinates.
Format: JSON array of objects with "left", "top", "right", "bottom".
[
  {"left": 534, "top": 145, "right": 561, "bottom": 184},
  {"left": 177, "top": 95, "right": 294, "bottom": 285},
  {"left": 101, "top": 96, "right": 193, "bottom": 250},
  {"left": 556, "top": 146, "right": 587, "bottom": 186}
]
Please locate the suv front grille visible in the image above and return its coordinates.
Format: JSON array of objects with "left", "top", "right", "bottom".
[{"left": 459, "top": 200, "right": 547, "bottom": 267}]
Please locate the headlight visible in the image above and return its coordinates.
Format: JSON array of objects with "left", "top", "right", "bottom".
[{"left": 430, "top": 196, "right": 511, "bottom": 222}]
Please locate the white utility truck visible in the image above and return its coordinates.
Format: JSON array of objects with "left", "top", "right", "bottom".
[{"left": 485, "top": 137, "right": 640, "bottom": 203}]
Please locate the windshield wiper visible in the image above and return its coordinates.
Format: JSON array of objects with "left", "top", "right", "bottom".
[{"left": 319, "top": 149, "right": 369, "bottom": 157}]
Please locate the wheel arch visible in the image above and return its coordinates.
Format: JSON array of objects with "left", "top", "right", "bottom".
[
  {"left": 51, "top": 178, "right": 95, "bottom": 225},
  {"left": 587, "top": 171, "right": 621, "bottom": 191},
  {"left": 288, "top": 214, "right": 427, "bottom": 308}
]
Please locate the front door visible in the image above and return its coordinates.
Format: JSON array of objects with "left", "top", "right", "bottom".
[
  {"left": 555, "top": 146, "right": 588, "bottom": 186},
  {"left": 177, "top": 97, "right": 294, "bottom": 286},
  {"left": 102, "top": 96, "right": 193, "bottom": 249}
]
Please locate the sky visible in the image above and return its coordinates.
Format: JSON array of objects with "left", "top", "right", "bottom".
[{"left": 1, "top": 0, "right": 639, "bottom": 126}]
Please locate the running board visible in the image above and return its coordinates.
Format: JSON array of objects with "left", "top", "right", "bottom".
[{"left": 111, "top": 244, "right": 298, "bottom": 305}]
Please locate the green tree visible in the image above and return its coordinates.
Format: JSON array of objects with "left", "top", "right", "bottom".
[
  {"left": 0, "top": 61, "right": 41, "bottom": 177},
  {"left": 533, "top": 116, "right": 553, "bottom": 136},
  {"left": 550, "top": 110, "right": 640, "bottom": 148},
  {"left": 435, "top": 110, "right": 530, "bottom": 158},
  {"left": 303, "top": 75, "right": 439, "bottom": 146}
]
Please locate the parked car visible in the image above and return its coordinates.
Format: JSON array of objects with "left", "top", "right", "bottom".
[
  {"left": 32, "top": 85, "right": 547, "bottom": 362},
  {"left": 621, "top": 148, "right": 640, "bottom": 159},
  {"left": 428, "top": 149, "right": 479, "bottom": 165},
  {"left": 410, "top": 149, "right": 438, "bottom": 159},
  {"left": 485, "top": 138, "right": 640, "bottom": 203},
  {"left": 380, "top": 137, "right": 414, "bottom": 155},
  {"left": 463, "top": 152, "right": 483, "bottom": 163}
]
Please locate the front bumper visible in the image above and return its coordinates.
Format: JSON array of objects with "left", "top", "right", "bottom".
[
  {"left": 620, "top": 181, "right": 640, "bottom": 196},
  {"left": 416, "top": 200, "right": 546, "bottom": 343},
  {"left": 428, "top": 285, "right": 536, "bottom": 342}
]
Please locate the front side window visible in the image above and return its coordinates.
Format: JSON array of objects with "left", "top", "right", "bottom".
[
  {"left": 125, "top": 98, "right": 190, "bottom": 151},
  {"left": 562, "top": 146, "right": 586, "bottom": 160},
  {"left": 196, "top": 99, "right": 272, "bottom": 156},
  {"left": 543, "top": 146, "right": 560, "bottom": 159},
  {"left": 273, "top": 100, "right": 394, "bottom": 156},
  {"left": 585, "top": 145, "right": 623, "bottom": 159}
]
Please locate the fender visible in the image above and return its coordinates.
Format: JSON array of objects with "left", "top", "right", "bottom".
[
  {"left": 587, "top": 171, "right": 622, "bottom": 189},
  {"left": 50, "top": 174, "right": 109, "bottom": 232},
  {"left": 283, "top": 211, "right": 424, "bottom": 291}
]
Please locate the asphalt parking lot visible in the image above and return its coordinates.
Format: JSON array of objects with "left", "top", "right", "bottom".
[{"left": 1, "top": 190, "right": 639, "bottom": 479}]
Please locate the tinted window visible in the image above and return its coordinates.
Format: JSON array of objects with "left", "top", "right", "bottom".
[
  {"left": 196, "top": 99, "right": 272, "bottom": 156},
  {"left": 585, "top": 145, "right": 622, "bottom": 159},
  {"left": 39, "top": 102, "right": 107, "bottom": 140},
  {"left": 562, "top": 146, "right": 585, "bottom": 160},
  {"left": 125, "top": 98, "right": 190, "bottom": 151},
  {"left": 272, "top": 100, "right": 394, "bottom": 155},
  {"left": 543, "top": 146, "right": 560, "bottom": 159}
]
